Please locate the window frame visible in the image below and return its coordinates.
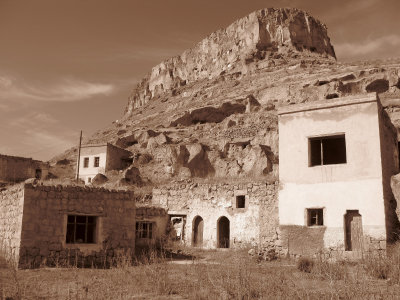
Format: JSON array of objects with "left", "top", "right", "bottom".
[
  {"left": 94, "top": 156, "right": 100, "bottom": 167},
  {"left": 306, "top": 208, "right": 324, "bottom": 227},
  {"left": 83, "top": 157, "right": 89, "bottom": 168},
  {"left": 308, "top": 134, "right": 347, "bottom": 167},
  {"left": 66, "top": 215, "right": 97, "bottom": 244},
  {"left": 135, "top": 221, "right": 154, "bottom": 239}
]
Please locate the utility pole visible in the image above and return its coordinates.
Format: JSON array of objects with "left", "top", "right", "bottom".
[{"left": 75, "top": 130, "right": 82, "bottom": 183}]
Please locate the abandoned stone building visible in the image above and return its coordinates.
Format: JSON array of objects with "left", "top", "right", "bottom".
[
  {"left": 0, "top": 154, "right": 49, "bottom": 183},
  {"left": 135, "top": 206, "right": 169, "bottom": 248},
  {"left": 152, "top": 181, "right": 279, "bottom": 251},
  {"left": 78, "top": 143, "right": 132, "bottom": 184},
  {"left": 278, "top": 93, "right": 399, "bottom": 257},
  {"left": 0, "top": 183, "right": 135, "bottom": 268}
]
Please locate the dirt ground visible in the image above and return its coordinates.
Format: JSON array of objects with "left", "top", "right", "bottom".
[{"left": 1, "top": 249, "right": 400, "bottom": 299}]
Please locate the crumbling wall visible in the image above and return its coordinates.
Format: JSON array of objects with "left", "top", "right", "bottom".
[
  {"left": 378, "top": 101, "right": 400, "bottom": 244},
  {"left": 153, "top": 181, "right": 279, "bottom": 249},
  {"left": 135, "top": 206, "right": 169, "bottom": 247},
  {"left": 106, "top": 144, "right": 132, "bottom": 171},
  {"left": 0, "top": 184, "right": 25, "bottom": 266},
  {"left": 0, "top": 155, "right": 48, "bottom": 182},
  {"left": 18, "top": 184, "right": 135, "bottom": 268}
]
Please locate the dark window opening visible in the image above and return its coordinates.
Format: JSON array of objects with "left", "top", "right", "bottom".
[
  {"left": 83, "top": 157, "right": 89, "bottom": 168},
  {"left": 35, "top": 169, "right": 42, "bottom": 179},
  {"left": 136, "top": 222, "right": 153, "bottom": 239},
  {"left": 88, "top": 177, "right": 92, "bottom": 183},
  {"left": 307, "top": 209, "right": 324, "bottom": 226},
  {"left": 309, "top": 135, "right": 346, "bottom": 166},
  {"left": 66, "top": 215, "right": 97, "bottom": 243},
  {"left": 94, "top": 157, "right": 100, "bottom": 167},
  {"left": 397, "top": 142, "right": 400, "bottom": 168},
  {"left": 236, "top": 195, "right": 245, "bottom": 208}
]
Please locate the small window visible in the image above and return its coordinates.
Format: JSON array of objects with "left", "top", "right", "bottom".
[
  {"left": 66, "top": 215, "right": 97, "bottom": 243},
  {"left": 94, "top": 157, "right": 100, "bottom": 167},
  {"left": 88, "top": 177, "right": 92, "bottom": 183},
  {"left": 309, "top": 134, "right": 346, "bottom": 166},
  {"left": 307, "top": 209, "right": 324, "bottom": 226},
  {"left": 236, "top": 195, "right": 245, "bottom": 208},
  {"left": 83, "top": 157, "right": 89, "bottom": 168},
  {"left": 136, "top": 222, "right": 154, "bottom": 239}
]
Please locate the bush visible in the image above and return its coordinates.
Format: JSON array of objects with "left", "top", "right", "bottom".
[{"left": 297, "top": 257, "right": 314, "bottom": 273}]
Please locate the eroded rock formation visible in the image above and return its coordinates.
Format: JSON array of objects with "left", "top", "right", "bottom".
[{"left": 125, "top": 8, "right": 336, "bottom": 113}]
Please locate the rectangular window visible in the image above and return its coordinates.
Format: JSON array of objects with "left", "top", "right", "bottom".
[
  {"left": 135, "top": 222, "right": 154, "bottom": 239},
  {"left": 307, "top": 209, "right": 324, "bottom": 226},
  {"left": 94, "top": 157, "right": 100, "bottom": 167},
  {"left": 66, "top": 215, "right": 97, "bottom": 243},
  {"left": 236, "top": 195, "right": 245, "bottom": 208},
  {"left": 83, "top": 157, "right": 89, "bottom": 168},
  {"left": 309, "top": 134, "right": 346, "bottom": 166}
]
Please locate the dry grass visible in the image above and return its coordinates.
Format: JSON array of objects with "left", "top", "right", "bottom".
[{"left": 1, "top": 247, "right": 400, "bottom": 299}]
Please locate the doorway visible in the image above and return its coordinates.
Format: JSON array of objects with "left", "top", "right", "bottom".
[
  {"left": 344, "top": 210, "right": 363, "bottom": 251},
  {"left": 217, "top": 216, "right": 230, "bottom": 248},
  {"left": 35, "top": 169, "right": 42, "bottom": 179},
  {"left": 192, "top": 216, "right": 203, "bottom": 247}
]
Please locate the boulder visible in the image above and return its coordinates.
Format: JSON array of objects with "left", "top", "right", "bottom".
[{"left": 92, "top": 173, "right": 108, "bottom": 185}]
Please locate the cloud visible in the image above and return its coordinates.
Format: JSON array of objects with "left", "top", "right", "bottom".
[
  {"left": 335, "top": 35, "right": 400, "bottom": 60},
  {"left": 0, "top": 76, "right": 115, "bottom": 103},
  {"left": 10, "top": 112, "right": 58, "bottom": 129}
]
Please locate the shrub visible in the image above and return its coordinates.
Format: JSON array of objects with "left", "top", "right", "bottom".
[{"left": 297, "top": 257, "right": 314, "bottom": 273}]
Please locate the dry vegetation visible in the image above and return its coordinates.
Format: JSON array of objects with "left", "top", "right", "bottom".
[{"left": 1, "top": 245, "right": 400, "bottom": 299}]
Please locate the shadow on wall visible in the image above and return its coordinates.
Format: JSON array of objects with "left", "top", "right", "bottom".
[{"left": 279, "top": 225, "right": 326, "bottom": 256}]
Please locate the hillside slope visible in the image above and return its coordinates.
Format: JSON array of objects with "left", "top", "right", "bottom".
[{"left": 50, "top": 8, "right": 400, "bottom": 188}]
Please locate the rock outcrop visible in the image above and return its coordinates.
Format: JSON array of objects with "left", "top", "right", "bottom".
[{"left": 125, "top": 8, "right": 335, "bottom": 113}]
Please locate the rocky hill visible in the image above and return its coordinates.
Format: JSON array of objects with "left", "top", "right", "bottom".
[{"left": 50, "top": 7, "right": 400, "bottom": 188}]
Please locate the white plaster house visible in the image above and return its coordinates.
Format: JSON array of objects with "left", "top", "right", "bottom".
[
  {"left": 278, "top": 93, "right": 399, "bottom": 256},
  {"left": 78, "top": 143, "right": 132, "bottom": 184}
]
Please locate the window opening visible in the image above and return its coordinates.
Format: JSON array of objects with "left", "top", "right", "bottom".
[
  {"left": 94, "top": 157, "right": 100, "bottom": 167},
  {"left": 83, "top": 157, "right": 89, "bottom": 168},
  {"left": 309, "top": 134, "right": 346, "bottom": 166},
  {"left": 66, "top": 215, "right": 96, "bottom": 243},
  {"left": 136, "top": 222, "right": 154, "bottom": 239},
  {"left": 307, "top": 209, "right": 324, "bottom": 226},
  {"left": 236, "top": 195, "right": 245, "bottom": 208}
]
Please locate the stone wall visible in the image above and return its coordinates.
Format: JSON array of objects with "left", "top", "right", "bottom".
[
  {"left": 153, "top": 181, "right": 279, "bottom": 250},
  {"left": 7, "top": 184, "right": 136, "bottom": 268},
  {"left": 378, "top": 100, "right": 400, "bottom": 243},
  {"left": 125, "top": 8, "right": 335, "bottom": 112},
  {"left": 0, "top": 184, "right": 24, "bottom": 265},
  {"left": 0, "top": 154, "right": 49, "bottom": 183},
  {"left": 135, "top": 206, "right": 169, "bottom": 247},
  {"left": 106, "top": 143, "right": 132, "bottom": 171}
]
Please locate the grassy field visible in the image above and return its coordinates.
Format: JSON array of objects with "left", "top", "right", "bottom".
[{"left": 1, "top": 247, "right": 400, "bottom": 299}]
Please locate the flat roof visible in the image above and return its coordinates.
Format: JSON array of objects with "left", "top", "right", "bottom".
[{"left": 277, "top": 93, "right": 377, "bottom": 115}]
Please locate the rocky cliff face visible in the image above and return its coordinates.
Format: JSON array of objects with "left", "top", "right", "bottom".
[
  {"left": 50, "top": 8, "right": 400, "bottom": 189},
  {"left": 125, "top": 8, "right": 336, "bottom": 114}
]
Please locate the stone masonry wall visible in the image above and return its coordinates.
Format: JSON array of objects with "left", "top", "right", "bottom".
[
  {"left": 153, "top": 181, "right": 279, "bottom": 250},
  {"left": 18, "top": 184, "right": 135, "bottom": 268},
  {"left": 135, "top": 206, "right": 169, "bottom": 247},
  {"left": 0, "top": 154, "right": 48, "bottom": 183},
  {"left": 0, "top": 184, "right": 25, "bottom": 266}
]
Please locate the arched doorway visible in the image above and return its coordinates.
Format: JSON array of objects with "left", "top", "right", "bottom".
[
  {"left": 217, "top": 216, "right": 230, "bottom": 248},
  {"left": 192, "top": 216, "right": 204, "bottom": 247}
]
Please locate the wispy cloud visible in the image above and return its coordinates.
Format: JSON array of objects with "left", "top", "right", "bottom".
[
  {"left": 0, "top": 76, "right": 115, "bottom": 103},
  {"left": 335, "top": 35, "right": 400, "bottom": 60},
  {"left": 10, "top": 112, "right": 58, "bottom": 129}
]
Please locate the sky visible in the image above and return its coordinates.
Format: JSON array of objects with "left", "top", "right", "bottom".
[{"left": 0, "top": 0, "right": 399, "bottom": 161}]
